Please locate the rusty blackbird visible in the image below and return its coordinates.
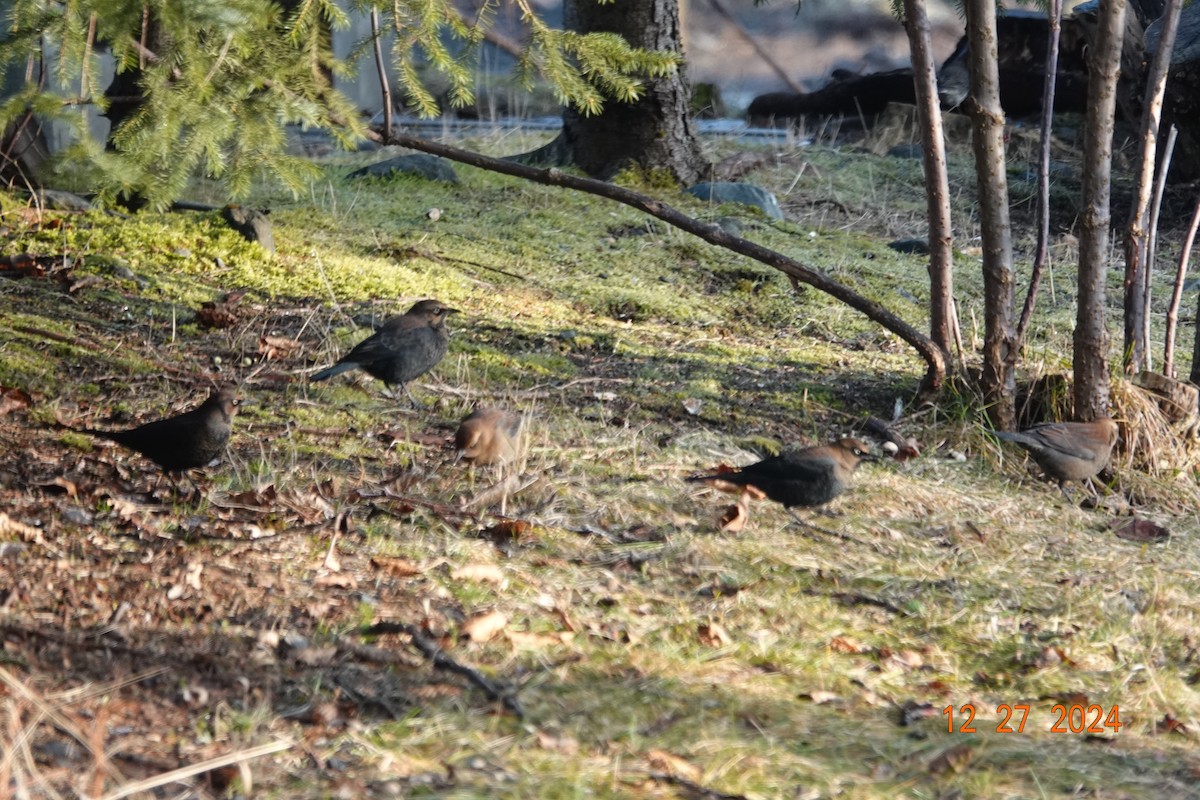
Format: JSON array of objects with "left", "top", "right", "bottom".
[
  {"left": 311, "top": 299, "right": 458, "bottom": 403},
  {"left": 455, "top": 407, "right": 526, "bottom": 467},
  {"left": 995, "top": 418, "right": 1118, "bottom": 501},
  {"left": 81, "top": 386, "right": 236, "bottom": 473},
  {"left": 687, "top": 437, "right": 875, "bottom": 512}
]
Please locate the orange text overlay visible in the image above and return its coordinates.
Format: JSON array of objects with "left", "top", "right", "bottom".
[{"left": 943, "top": 703, "right": 1121, "bottom": 734}]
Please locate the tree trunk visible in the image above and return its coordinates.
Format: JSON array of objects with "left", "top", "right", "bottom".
[
  {"left": 1123, "top": 0, "right": 1181, "bottom": 375},
  {"left": 555, "top": 0, "right": 708, "bottom": 184},
  {"left": 1075, "top": 0, "right": 1127, "bottom": 421},
  {"left": 1192, "top": 283, "right": 1200, "bottom": 385},
  {"left": 902, "top": 0, "right": 957, "bottom": 362},
  {"left": 1015, "top": 0, "right": 1063, "bottom": 349},
  {"left": 965, "top": 0, "right": 1016, "bottom": 429}
]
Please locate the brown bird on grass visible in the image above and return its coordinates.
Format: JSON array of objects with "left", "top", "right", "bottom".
[
  {"left": 994, "top": 418, "right": 1118, "bottom": 502},
  {"left": 311, "top": 299, "right": 459, "bottom": 404},
  {"left": 80, "top": 386, "right": 236, "bottom": 474},
  {"left": 455, "top": 407, "right": 526, "bottom": 467},
  {"left": 687, "top": 438, "right": 875, "bottom": 521}
]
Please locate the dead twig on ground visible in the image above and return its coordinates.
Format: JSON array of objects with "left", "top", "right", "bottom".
[{"left": 361, "top": 621, "right": 524, "bottom": 718}]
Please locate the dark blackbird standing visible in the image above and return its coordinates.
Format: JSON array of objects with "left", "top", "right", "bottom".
[
  {"left": 81, "top": 386, "right": 236, "bottom": 473},
  {"left": 311, "top": 299, "right": 459, "bottom": 403},
  {"left": 454, "top": 407, "right": 526, "bottom": 467},
  {"left": 995, "top": 418, "right": 1118, "bottom": 501},
  {"left": 687, "top": 437, "right": 875, "bottom": 515}
]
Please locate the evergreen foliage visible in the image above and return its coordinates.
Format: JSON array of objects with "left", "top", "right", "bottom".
[{"left": 0, "top": 0, "right": 679, "bottom": 206}]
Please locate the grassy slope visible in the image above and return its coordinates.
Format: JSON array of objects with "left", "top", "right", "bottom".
[{"left": 2, "top": 130, "right": 1200, "bottom": 798}]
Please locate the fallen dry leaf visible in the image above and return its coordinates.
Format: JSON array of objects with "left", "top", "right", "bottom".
[
  {"left": 185, "top": 561, "right": 203, "bottom": 590},
  {"left": 371, "top": 556, "right": 424, "bottom": 577},
  {"left": 1112, "top": 517, "right": 1170, "bottom": 543},
  {"left": 701, "top": 474, "right": 767, "bottom": 501},
  {"left": 718, "top": 500, "right": 748, "bottom": 533},
  {"left": 893, "top": 437, "right": 921, "bottom": 461},
  {"left": 451, "top": 563, "right": 507, "bottom": 586},
  {"left": 802, "top": 690, "right": 840, "bottom": 704},
  {"left": 1051, "top": 691, "right": 1089, "bottom": 706},
  {"left": 507, "top": 630, "right": 575, "bottom": 649},
  {"left": 1154, "top": 714, "right": 1190, "bottom": 735},
  {"left": 1031, "top": 646, "right": 1075, "bottom": 669},
  {"left": 880, "top": 648, "right": 924, "bottom": 670},
  {"left": 0, "top": 387, "right": 31, "bottom": 417},
  {"left": 829, "top": 636, "right": 867, "bottom": 654},
  {"left": 293, "top": 645, "right": 338, "bottom": 667},
  {"left": 535, "top": 729, "right": 579, "bottom": 755},
  {"left": 697, "top": 621, "right": 732, "bottom": 647},
  {"left": 258, "top": 335, "right": 301, "bottom": 361},
  {"left": 461, "top": 610, "right": 508, "bottom": 643},
  {"left": 197, "top": 291, "right": 246, "bottom": 329},
  {"left": 0, "top": 513, "right": 42, "bottom": 540},
  {"left": 481, "top": 519, "right": 531, "bottom": 544},
  {"left": 927, "top": 742, "right": 973, "bottom": 775},
  {"left": 314, "top": 572, "right": 357, "bottom": 589},
  {"left": 646, "top": 749, "right": 701, "bottom": 782}
]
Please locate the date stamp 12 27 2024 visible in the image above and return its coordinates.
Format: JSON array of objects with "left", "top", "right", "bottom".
[{"left": 943, "top": 703, "right": 1121, "bottom": 734}]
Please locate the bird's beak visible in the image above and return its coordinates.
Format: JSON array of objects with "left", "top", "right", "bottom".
[{"left": 445, "top": 307, "right": 461, "bottom": 316}]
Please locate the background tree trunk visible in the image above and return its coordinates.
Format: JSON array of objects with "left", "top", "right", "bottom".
[
  {"left": 557, "top": 0, "right": 707, "bottom": 183},
  {"left": 1015, "top": 0, "right": 1063, "bottom": 350},
  {"left": 1075, "top": 0, "right": 1127, "bottom": 420},
  {"left": 965, "top": 0, "right": 1016, "bottom": 429},
  {"left": 902, "top": 0, "right": 957, "bottom": 362},
  {"left": 1123, "top": 0, "right": 1181, "bottom": 376}
]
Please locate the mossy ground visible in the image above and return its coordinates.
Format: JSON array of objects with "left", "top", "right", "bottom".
[{"left": 2, "top": 126, "right": 1199, "bottom": 799}]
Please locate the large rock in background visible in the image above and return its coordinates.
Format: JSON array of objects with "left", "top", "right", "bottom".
[{"left": 1146, "top": 1, "right": 1200, "bottom": 180}]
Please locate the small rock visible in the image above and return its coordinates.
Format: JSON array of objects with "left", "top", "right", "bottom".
[
  {"left": 686, "top": 182, "right": 783, "bottom": 220},
  {"left": 105, "top": 261, "right": 138, "bottom": 281},
  {"left": 346, "top": 153, "right": 459, "bottom": 184},
  {"left": 0, "top": 542, "right": 27, "bottom": 559},
  {"left": 426, "top": 207, "right": 442, "bottom": 221},
  {"left": 60, "top": 506, "right": 93, "bottom": 526},
  {"left": 222, "top": 206, "right": 275, "bottom": 254}
]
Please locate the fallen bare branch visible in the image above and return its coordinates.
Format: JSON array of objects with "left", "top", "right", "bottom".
[{"left": 361, "top": 621, "right": 523, "bottom": 717}]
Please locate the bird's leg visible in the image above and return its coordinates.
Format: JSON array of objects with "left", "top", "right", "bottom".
[
  {"left": 401, "top": 383, "right": 422, "bottom": 410},
  {"left": 172, "top": 470, "right": 204, "bottom": 502},
  {"left": 1058, "top": 481, "right": 1080, "bottom": 507}
]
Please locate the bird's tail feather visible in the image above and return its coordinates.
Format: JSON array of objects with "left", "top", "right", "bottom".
[{"left": 310, "top": 362, "right": 355, "bottom": 382}]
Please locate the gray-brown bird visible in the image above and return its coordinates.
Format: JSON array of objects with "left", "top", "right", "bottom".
[
  {"left": 687, "top": 437, "right": 875, "bottom": 517},
  {"left": 311, "top": 299, "right": 459, "bottom": 404},
  {"left": 81, "top": 386, "right": 236, "bottom": 474},
  {"left": 454, "top": 407, "right": 526, "bottom": 467},
  {"left": 995, "top": 418, "right": 1118, "bottom": 501}
]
